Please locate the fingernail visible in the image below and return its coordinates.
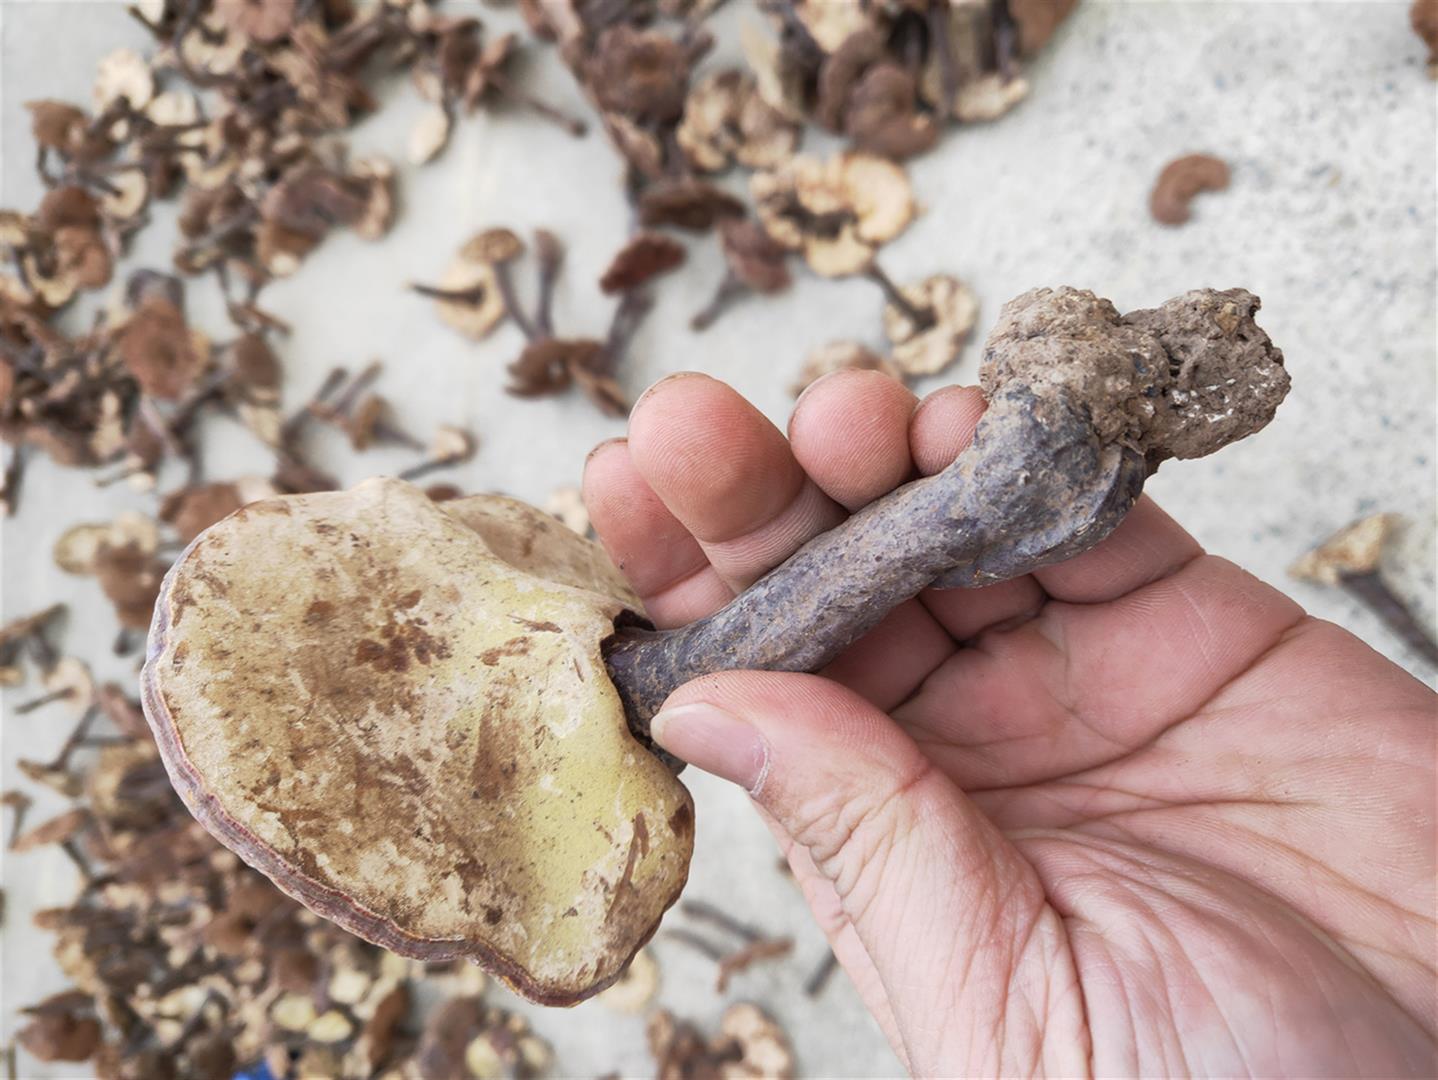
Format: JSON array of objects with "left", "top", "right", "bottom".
[
  {"left": 584, "top": 436, "right": 626, "bottom": 466},
  {"left": 650, "top": 703, "right": 769, "bottom": 794},
  {"left": 633, "top": 371, "right": 707, "bottom": 412},
  {"left": 792, "top": 368, "right": 845, "bottom": 410}
]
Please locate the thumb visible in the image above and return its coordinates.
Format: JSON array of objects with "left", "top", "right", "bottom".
[{"left": 651, "top": 671, "right": 1087, "bottom": 1076}]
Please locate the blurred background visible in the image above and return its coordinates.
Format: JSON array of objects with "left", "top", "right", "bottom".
[{"left": 2, "top": 1, "right": 1434, "bottom": 1076}]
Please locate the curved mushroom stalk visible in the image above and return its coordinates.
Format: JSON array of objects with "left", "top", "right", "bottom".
[
  {"left": 607, "top": 286, "right": 1290, "bottom": 731},
  {"left": 142, "top": 480, "right": 693, "bottom": 1006}
]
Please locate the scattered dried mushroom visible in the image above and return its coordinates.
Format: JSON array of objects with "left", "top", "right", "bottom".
[
  {"left": 1413, "top": 0, "right": 1438, "bottom": 70},
  {"left": 881, "top": 273, "right": 979, "bottom": 377},
  {"left": 6, "top": 674, "right": 552, "bottom": 1078},
  {"left": 1150, "top": 153, "right": 1231, "bottom": 226},
  {"left": 648, "top": 1003, "right": 795, "bottom": 1080},
  {"left": 750, "top": 151, "right": 915, "bottom": 278},
  {"left": 1290, "top": 514, "right": 1438, "bottom": 666}
]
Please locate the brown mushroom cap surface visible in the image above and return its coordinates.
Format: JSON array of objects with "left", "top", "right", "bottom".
[{"left": 142, "top": 478, "right": 693, "bottom": 1005}]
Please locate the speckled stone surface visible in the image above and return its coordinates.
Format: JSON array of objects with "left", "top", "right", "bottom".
[{"left": 2, "top": 2, "right": 1434, "bottom": 1076}]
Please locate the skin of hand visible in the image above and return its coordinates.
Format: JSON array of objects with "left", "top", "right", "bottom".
[{"left": 582, "top": 370, "right": 1438, "bottom": 1079}]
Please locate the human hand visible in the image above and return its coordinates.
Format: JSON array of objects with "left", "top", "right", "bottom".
[{"left": 583, "top": 370, "right": 1438, "bottom": 1078}]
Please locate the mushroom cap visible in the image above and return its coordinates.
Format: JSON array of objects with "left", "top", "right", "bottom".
[
  {"left": 142, "top": 478, "right": 693, "bottom": 1005},
  {"left": 1290, "top": 514, "right": 1398, "bottom": 585},
  {"left": 432, "top": 258, "right": 506, "bottom": 341},
  {"left": 442, "top": 492, "right": 642, "bottom": 610},
  {"left": 883, "top": 274, "right": 979, "bottom": 377},
  {"left": 460, "top": 228, "right": 525, "bottom": 265},
  {"left": 750, "top": 152, "right": 914, "bottom": 278}
]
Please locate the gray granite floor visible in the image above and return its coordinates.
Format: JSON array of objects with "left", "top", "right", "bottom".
[{"left": 2, "top": 2, "right": 1434, "bottom": 1076}]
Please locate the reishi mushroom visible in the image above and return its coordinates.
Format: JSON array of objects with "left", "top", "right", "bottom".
[{"left": 142, "top": 284, "right": 1290, "bottom": 1006}]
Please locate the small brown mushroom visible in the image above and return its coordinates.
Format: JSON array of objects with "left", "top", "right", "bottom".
[
  {"left": 720, "top": 1002, "right": 796, "bottom": 1077},
  {"left": 397, "top": 425, "right": 477, "bottom": 482},
  {"left": 416, "top": 259, "right": 507, "bottom": 341},
  {"left": 689, "top": 218, "right": 793, "bottom": 332},
  {"left": 1150, "top": 153, "right": 1231, "bottom": 226},
  {"left": 598, "top": 233, "right": 686, "bottom": 295},
  {"left": 587, "top": 26, "right": 691, "bottom": 125},
  {"left": 881, "top": 274, "right": 980, "bottom": 377},
  {"left": 1290, "top": 514, "right": 1437, "bottom": 665},
  {"left": 16, "top": 992, "right": 101, "bottom": 1062},
  {"left": 93, "top": 48, "right": 154, "bottom": 113},
  {"left": 843, "top": 63, "right": 939, "bottom": 161},
  {"left": 750, "top": 151, "right": 915, "bottom": 277},
  {"left": 409, "top": 104, "right": 454, "bottom": 165},
  {"left": 637, "top": 178, "right": 746, "bottom": 232},
  {"left": 22, "top": 656, "right": 96, "bottom": 714},
  {"left": 954, "top": 73, "right": 1030, "bottom": 123},
  {"left": 116, "top": 294, "right": 211, "bottom": 401},
  {"left": 11, "top": 808, "right": 91, "bottom": 853},
  {"left": 677, "top": 69, "right": 801, "bottom": 173},
  {"left": 1412, "top": 0, "right": 1438, "bottom": 67}
]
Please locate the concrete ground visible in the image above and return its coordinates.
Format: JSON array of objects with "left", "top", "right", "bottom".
[{"left": 2, "top": 1, "right": 1434, "bottom": 1075}]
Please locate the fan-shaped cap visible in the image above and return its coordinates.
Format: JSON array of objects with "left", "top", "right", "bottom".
[{"left": 142, "top": 478, "right": 693, "bottom": 1005}]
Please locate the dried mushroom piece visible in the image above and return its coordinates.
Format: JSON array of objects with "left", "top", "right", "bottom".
[
  {"left": 599, "top": 233, "right": 687, "bottom": 295},
  {"left": 792, "top": 341, "right": 901, "bottom": 395},
  {"left": 647, "top": 1002, "right": 795, "bottom": 1079},
  {"left": 637, "top": 178, "right": 745, "bottom": 232},
  {"left": 142, "top": 478, "right": 693, "bottom": 1005},
  {"left": 1290, "top": 514, "right": 1399, "bottom": 586},
  {"left": 1416, "top": 0, "right": 1438, "bottom": 69},
  {"left": 1290, "top": 514, "right": 1438, "bottom": 665},
  {"left": 677, "top": 69, "right": 801, "bottom": 172},
  {"left": 419, "top": 255, "right": 507, "bottom": 341},
  {"left": 953, "top": 73, "right": 1030, "bottom": 123},
  {"left": 881, "top": 274, "right": 979, "bottom": 376},
  {"left": 408, "top": 104, "right": 453, "bottom": 164},
  {"left": 750, "top": 152, "right": 915, "bottom": 277},
  {"left": 1150, "top": 153, "right": 1231, "bottom": 226},
  {"left": 720, "top": 1002, "right": 796, "bottom": 1077},
  {"left": 16, "top": 991, "right": 102, "bottom": 1063},
  {"left": 545, "top": 485, "right": 590, "bottom": 537},
  {"left": 690, "top": 218, "right": 793, "bottom": 331}
]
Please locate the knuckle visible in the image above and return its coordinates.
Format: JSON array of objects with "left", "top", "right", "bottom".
[{"left": 780, "top": 758, "right": 934, "bottom": 897}]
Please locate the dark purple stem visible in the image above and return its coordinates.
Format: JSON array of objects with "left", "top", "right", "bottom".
[
  {"left": 690, "top": 272, "right": 750, "bottom": 332},
  {"left": 1342, "top": 572, "right": 1438, "bottom": 666},
  {"left": 493, "top": 264, "right": 537, "bottom": 341}
]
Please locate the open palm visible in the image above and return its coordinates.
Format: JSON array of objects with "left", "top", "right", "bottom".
[{"left": 583, "top": 370, "right": 1437, "bottom": 1078}]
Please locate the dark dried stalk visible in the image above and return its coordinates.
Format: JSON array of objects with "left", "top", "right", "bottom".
[
  {"left": 866, "top": 262, "right": 934, "bottom": 330},
  {"left": 679, "top": 899, "right": 764, "bottom": 943},
  {"left": 606, "top": 288, "right": 1289, "bottom": 740},
  {"left": 689, "top": 272, "right": 749, "bottom": 332},
  {"left": 1341, "top": 572, "right": 1438, "bottom": 666},
  {"left": 804, "top": 951, "right": 839, "bottom": 997}
]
